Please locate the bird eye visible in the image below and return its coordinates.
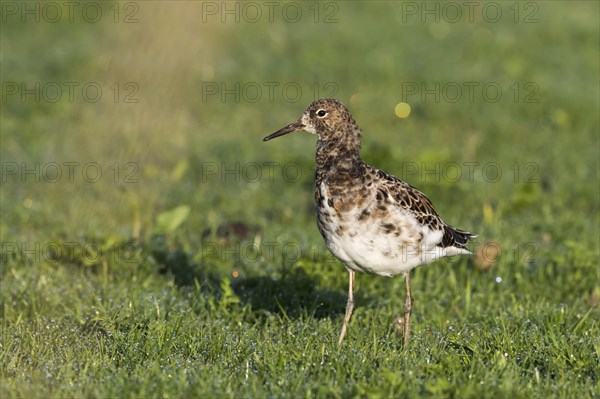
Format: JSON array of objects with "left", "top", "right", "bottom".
[{"left": 316, "top": 109, "right": 328, "bottom": 118}]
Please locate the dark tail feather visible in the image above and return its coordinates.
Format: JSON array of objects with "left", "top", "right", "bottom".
[{"left": 440, "top": 225, "right": 477, "bottom": 249}]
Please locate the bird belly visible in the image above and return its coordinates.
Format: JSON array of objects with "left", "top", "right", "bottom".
[
  {"left": 317, "top": 206, "right": 465, "bottom": 276},
  {"left": 322, "top": 222, "right": 441, "bottom": 276}
]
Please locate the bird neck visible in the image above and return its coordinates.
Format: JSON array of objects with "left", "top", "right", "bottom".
[{"left": 316, "top": 132, "right": 363, "bottom": 183}]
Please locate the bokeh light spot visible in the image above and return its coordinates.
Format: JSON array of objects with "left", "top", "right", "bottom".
[{"left": 394, "top": 102, "right": 411, "bottom": 118}]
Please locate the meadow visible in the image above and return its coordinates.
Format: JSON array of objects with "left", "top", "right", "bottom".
[{"left": 1, "top": 1, "right": 599, "bottom": 397}]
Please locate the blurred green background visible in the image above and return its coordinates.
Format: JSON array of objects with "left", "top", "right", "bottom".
[{"left": 1, "top": 1, "right": 599, "bottom": 397}]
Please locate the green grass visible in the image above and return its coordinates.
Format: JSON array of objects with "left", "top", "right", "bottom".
[{"left": 1, "top": 1, "right": 599, "bottom": 398}]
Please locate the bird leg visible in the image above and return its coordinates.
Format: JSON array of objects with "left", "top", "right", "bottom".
[
  {"left": 403, "top": 271, "right": 413, "bottom": 345},
  {"left": 338, "top": 270, "right": 355, "bottom": 345}
]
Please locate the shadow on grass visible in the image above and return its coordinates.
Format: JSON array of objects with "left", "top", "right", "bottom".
[
  {"left": 231, "top": 267, "right": 348, "bottom": 319},
  {"left": 151, "top": 233, "right": 349, "bottom": 320},
  {"left": 155, "top": 248, "right": 225, "bottom": 293}
]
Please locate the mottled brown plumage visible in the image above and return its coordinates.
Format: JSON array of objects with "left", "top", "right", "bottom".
[{"left": 264, "top": 98, "right": 476, "bottom": 345}]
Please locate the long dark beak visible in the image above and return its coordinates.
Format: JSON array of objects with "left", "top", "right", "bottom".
[{"left": 263, "top": 122, "right": 304, "bottom": 142}]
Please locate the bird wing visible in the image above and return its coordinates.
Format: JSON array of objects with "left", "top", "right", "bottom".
[{"left": 367, "top": 165, "right": 476, "bottom": 250}]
